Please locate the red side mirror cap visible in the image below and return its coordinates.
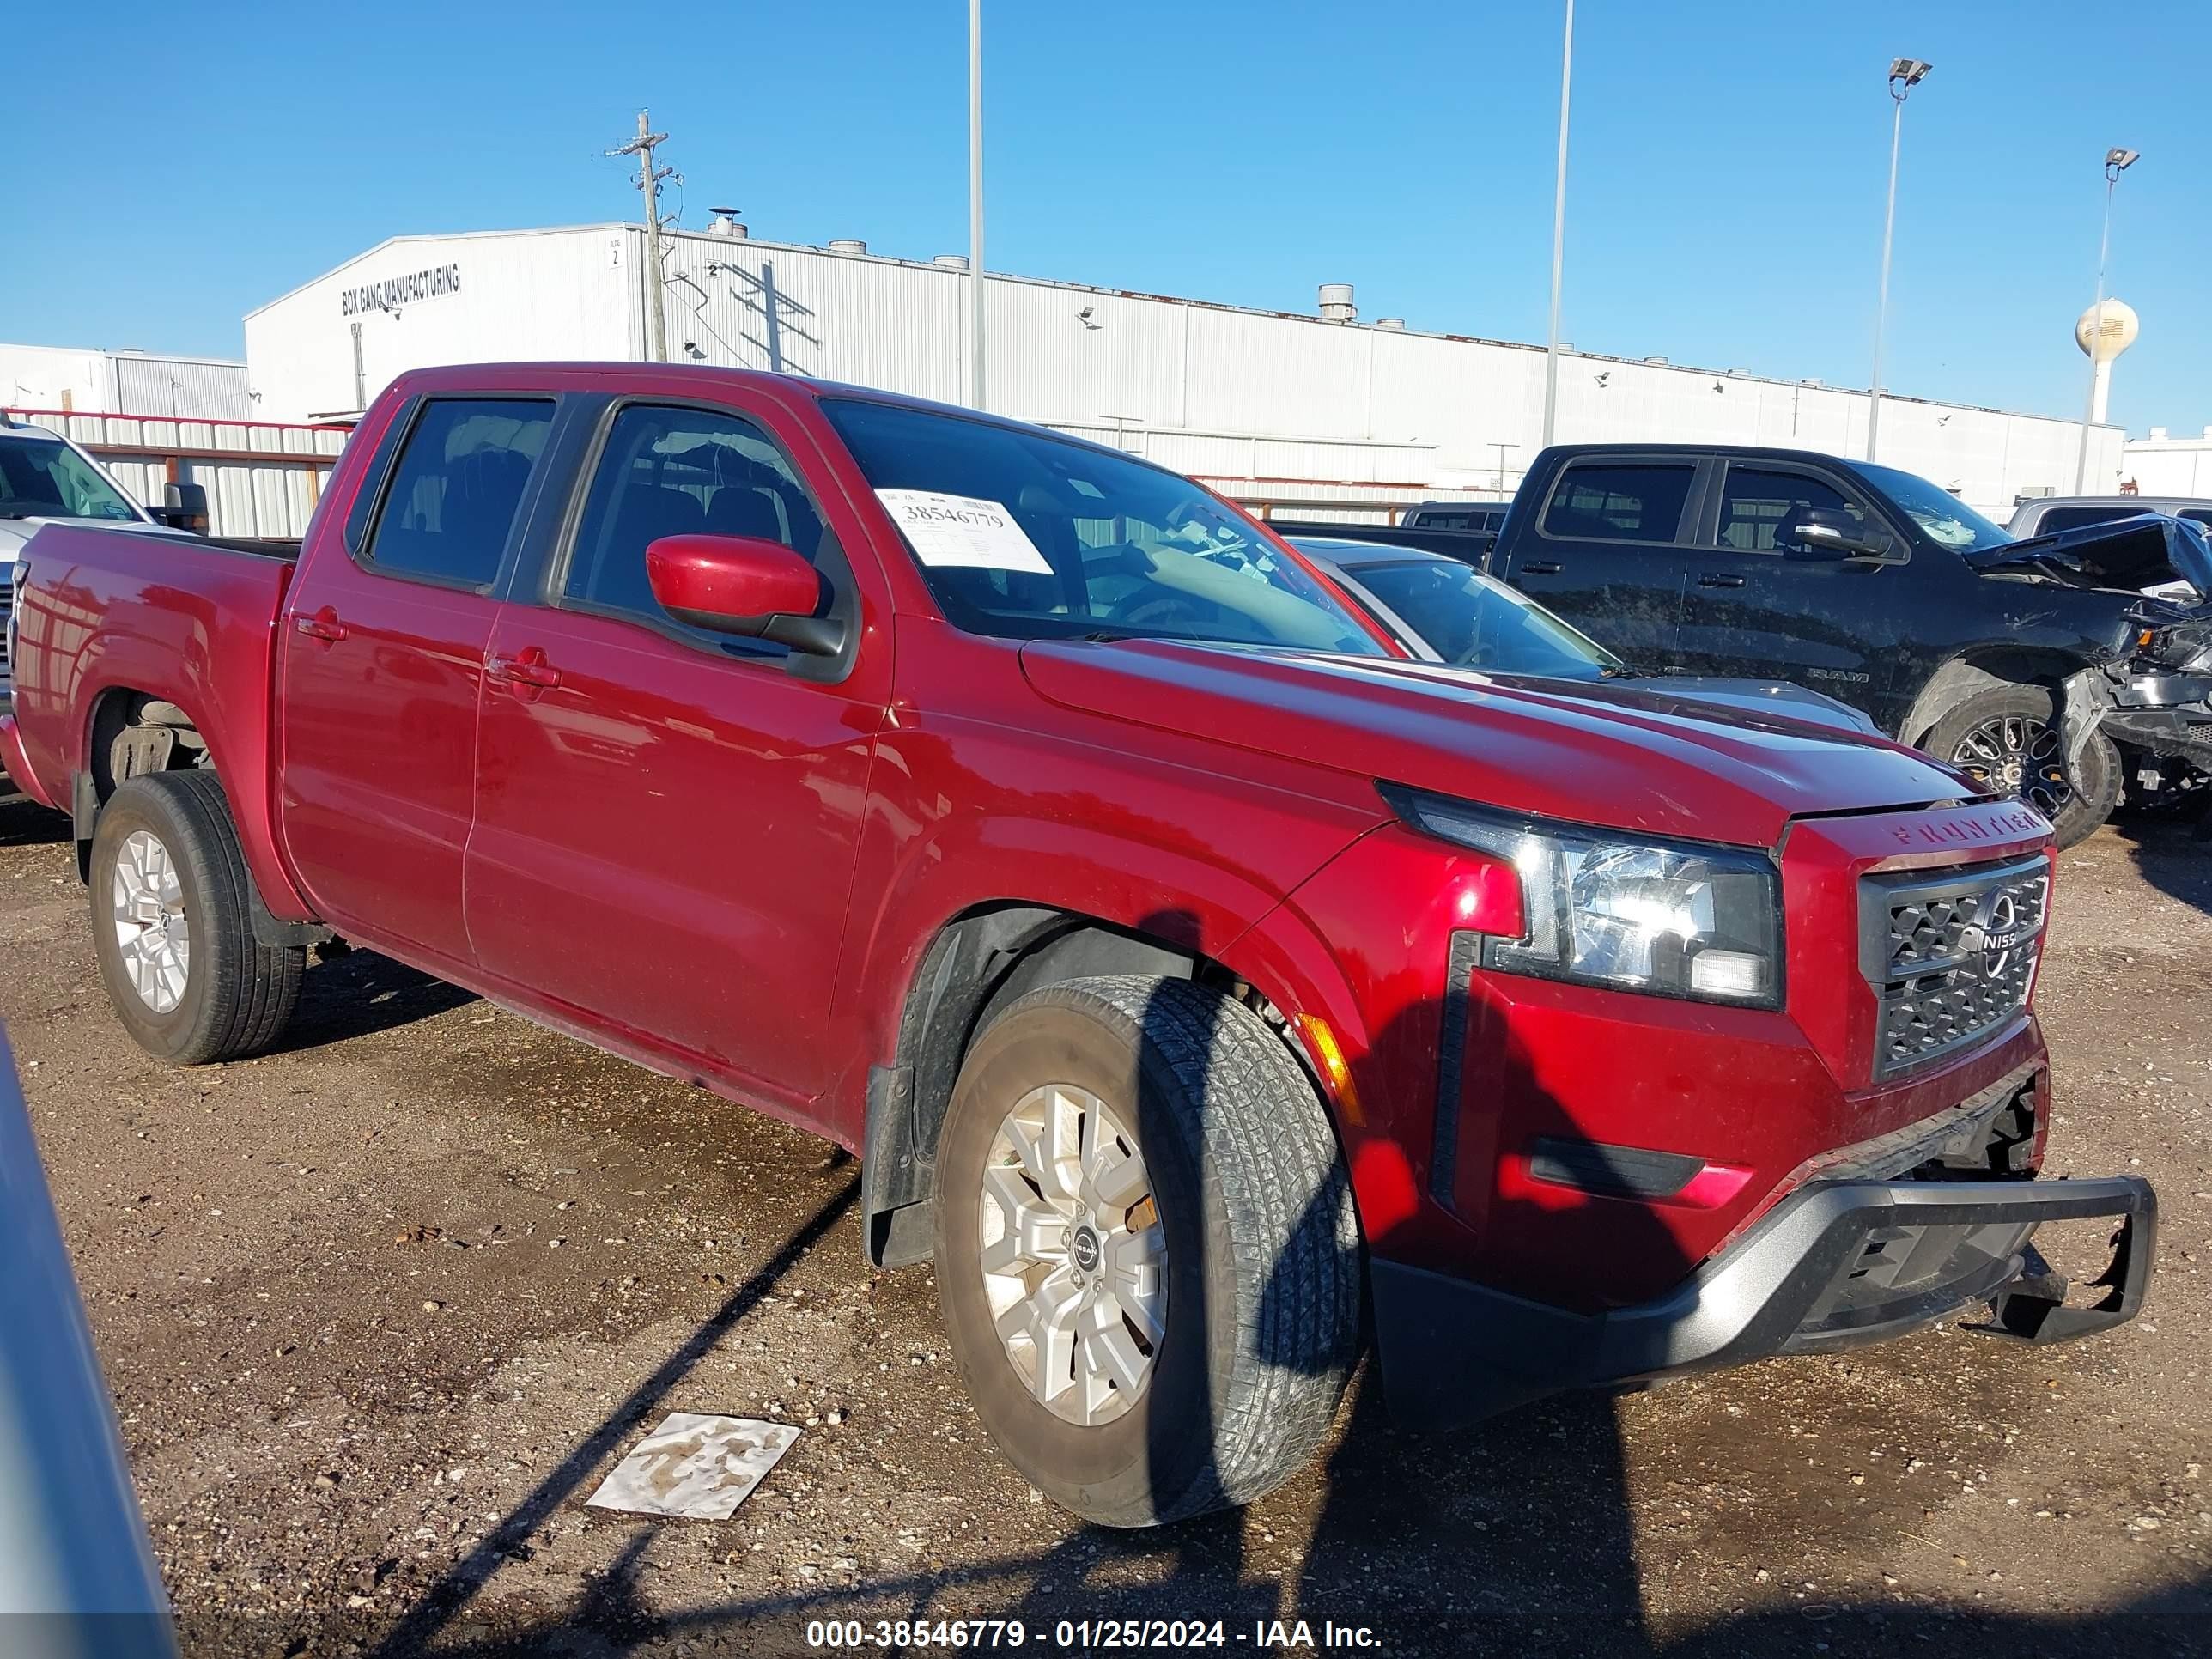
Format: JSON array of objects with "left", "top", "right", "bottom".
[{"left": 646, "top": 534, "right": 823, "bottom": 638}]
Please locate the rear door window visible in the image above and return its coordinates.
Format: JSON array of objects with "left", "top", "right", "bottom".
[
  {"left": 362, "top": 399, "right": 553, "bottom": 589},
  {"left": 1539, "top": 463, "right": 1696, "bottom": 544},
  {"left": 2038, "top": 505, "right": 2146, "bottom": 533}
]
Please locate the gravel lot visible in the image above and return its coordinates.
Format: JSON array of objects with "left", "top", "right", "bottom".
[{"left": 2, "top": 783, "right": 2207, "bottom": 1658}]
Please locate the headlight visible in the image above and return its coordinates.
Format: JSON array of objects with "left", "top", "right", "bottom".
[{"left": 1382, "top": 785, "right": 1784, "bottom": 1008}]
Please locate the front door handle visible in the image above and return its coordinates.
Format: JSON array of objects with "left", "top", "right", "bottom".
[
  {"left": 294, "top": 607, "right": 348, "bottom": 643},
  {"left": 486, "top": 648, "right": 562, "bottom": 692},
  {"left": 1697, "top": 573, "right": 1747, "bottom": 589},
  {"left": 1520, "top": 560, "right": 1564, "bottom": 575}
]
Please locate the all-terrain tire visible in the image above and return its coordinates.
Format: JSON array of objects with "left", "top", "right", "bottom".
[
  {"left": 88, "top": 769, "right": 305, "bottom": 1063},
  {"left": 933, "top": 975, "right": 1361, "bottom": 1528},
  {"left": 1924, "top": 684, "right": 2121, "bottom": 850}
]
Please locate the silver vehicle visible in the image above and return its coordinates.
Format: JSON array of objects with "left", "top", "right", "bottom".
[
  {"left": 1289, "top": 536, "right": 1881, "bottom": 736},
  {"left": 0, "top": 1027, "right": 178, "bottom": 1655},
  {"left": 0, "top": 416, "right": 204, "bottom": 702}
]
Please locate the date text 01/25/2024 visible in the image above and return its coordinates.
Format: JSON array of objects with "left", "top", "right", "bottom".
[{"left": 803, "top": 1618, "right": 1385, "bottom": 1650}]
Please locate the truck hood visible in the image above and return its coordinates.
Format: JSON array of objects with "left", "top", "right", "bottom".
[
  {"left": 1020, "top": 641, "right": 1971, "bottom": 848},
  {"left": 1967, "top": 513, "right": 2212, "bottom": 601}
]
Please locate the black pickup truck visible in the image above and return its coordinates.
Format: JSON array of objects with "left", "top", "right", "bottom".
[{"left": 1479, "top": 444, "right": 2212, "bottom": 845}]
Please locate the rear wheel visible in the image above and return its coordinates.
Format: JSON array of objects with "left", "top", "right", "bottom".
[
  {"left": 88, "top": 770, "right": 304, "bottom": 1063},
  {"left": 933, "top": 975, "right": 1360, "bottom": 1527},
  {"left": 1925, "top": 685, "right": 2119, "bottom": 849}
]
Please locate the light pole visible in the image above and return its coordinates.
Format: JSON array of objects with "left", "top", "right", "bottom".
[
  {"left": 1866, "top": 57, "right": 1930, "bottom": 463},
  {"left": 968, "top": 0, "right": 987, "bottom": 411},
  {"left": 2073, "top": 147, "right": 2140, "bottom": 493},
  {"left": 1540, "top": 0, "right": 1574, "bottom": 448}
]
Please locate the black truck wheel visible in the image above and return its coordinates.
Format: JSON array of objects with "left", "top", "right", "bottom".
[
  {"left": 1926, "top": 684, "right": 2120, "bottom": 849},
  {"left": 933, "top": 975, "right": 1360, "bottom": 1527},
  {"left": 88, "top": 770, "right": 305, "bottom": 1064}
]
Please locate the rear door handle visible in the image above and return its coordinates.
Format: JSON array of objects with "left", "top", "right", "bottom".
[
  {"left": 294, "top": 607, "right": 348, "bottom": 643},
  {"left": 1520, "top": 560, "right": 1564, "bottom": 575},
  {"left": 486, "top": 648, "right": 562, "bottom": 691},
  {"left": 1697, "top": 573, "right": 1747, "bottom": 588}
]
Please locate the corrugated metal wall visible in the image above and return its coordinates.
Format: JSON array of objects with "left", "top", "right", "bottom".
[
  {"left": 9, "top": 410, "right": 347, "bottom": 538},
  {"left": 242, "top": 225, "right": 2129, "bottom": 514}
]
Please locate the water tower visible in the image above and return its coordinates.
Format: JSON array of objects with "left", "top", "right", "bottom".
[{"left": 2075, "top": 297, "right": 2139, "bottom": 429}]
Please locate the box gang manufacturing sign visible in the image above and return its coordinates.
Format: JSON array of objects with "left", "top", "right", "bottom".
[{"left": 340, "top": 264, "right": 461, "bottom": 318}]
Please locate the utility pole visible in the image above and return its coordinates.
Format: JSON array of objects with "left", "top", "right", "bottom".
[
  {"left": 1540, "top": 0, "right": 1573, "bottom": 448},
  {"left": 609, "top": 110, "right": 673, "bottom": 363},
  {"left": 968, "top": 0, "right": 987, "bottom": 410}
]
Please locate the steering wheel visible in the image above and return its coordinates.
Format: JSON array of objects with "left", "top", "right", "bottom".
[{"left": 1106, "top": 591, "right": 1209, "bottom": 629}]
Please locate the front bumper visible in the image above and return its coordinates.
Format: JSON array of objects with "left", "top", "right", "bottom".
[
  {"left": 2095, "top": 667, "right": 2212, "bottom": 771},
  {"left": 1371, "top": 1170, "right": 2154, "bottom": 1431}
]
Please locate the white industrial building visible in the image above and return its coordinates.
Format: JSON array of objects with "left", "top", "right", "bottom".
[
  {"left": 244, "top": 222, "right": 2124, "bottom": 518},
  {"left": 2123, "top": 427, "right": 2212, "bottom": 497},
  {"left": 0, "top": 343, "right": 251, "bottom": 423}
]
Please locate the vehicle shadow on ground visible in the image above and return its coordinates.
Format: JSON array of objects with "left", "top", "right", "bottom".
[
  {"left": 2108, "top": 813, "right": 2212, "bottom": 921},
  {"left": 268, "top": 945, "right": 482, "bottom": 1054},
  {"left": 0, "top": 787, "right": 71, "bottom": 848}
]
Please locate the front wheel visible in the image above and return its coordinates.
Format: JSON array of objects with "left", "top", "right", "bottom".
[
  {"left": 933, "top": 975, "right": 1361, "bottom": 1528},
  {"left": 1924, "top": 684, "right": 2120, "bottom": 850},
  {"left": 88, "top": 770, "right": 305, "bottom": 1063}
]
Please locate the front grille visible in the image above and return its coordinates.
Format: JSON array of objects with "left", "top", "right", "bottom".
[{"left": 1861, "top": 855, "right": 2049, "bottom": 1078}]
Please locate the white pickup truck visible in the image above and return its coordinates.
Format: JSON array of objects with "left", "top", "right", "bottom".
[{"left": 0, "top": 416, "right": 204, "bottom": 702}]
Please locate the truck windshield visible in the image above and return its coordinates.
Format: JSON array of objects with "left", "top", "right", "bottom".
[
  {"left": 1858, "top": 463, "right": 2012, "bottom": 553},
  {"left": 0, "top": 437, "right": 140, "bottom": 522},
  {"left": 822, "top": 399, "right": 1387, "bottom": 657},
  {"left": 1336, "top": 554, "right": 1625, "bottom": 678}
]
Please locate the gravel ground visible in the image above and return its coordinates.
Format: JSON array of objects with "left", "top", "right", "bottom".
[{"left": 2, "top": 784, "right": 2207, "bottom": 1658}]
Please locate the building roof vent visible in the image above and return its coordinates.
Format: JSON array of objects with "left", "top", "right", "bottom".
[
  {"left": 706, "top": 208, "right": 748, "bottom": 238},
  {"left": 932, "top": 254, "right": 969, "bottom": 270},
  {"left": 1318, "top": 283, "right": 1356, "bottom": 322},
  {"left": 1799, "top": 377, "right": 1824, "bottom": 387},
  {"left": 1376, "top": 317, "right": 1407, "bottom": 331},
  {"left": 828, "top": 239, "right": 869, "bottom": 255},
  {"left": 1642, "top": 356, "right": 1668, "bottom": 366}
]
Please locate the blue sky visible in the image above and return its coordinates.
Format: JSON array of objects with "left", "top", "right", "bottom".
[{"left": 9, "top": 0, "right": 2207, "bottom": 432}]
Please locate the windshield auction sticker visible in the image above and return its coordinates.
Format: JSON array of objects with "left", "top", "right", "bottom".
[{"left": 874, "top": 489, "right": 1053, "bottom": 574}]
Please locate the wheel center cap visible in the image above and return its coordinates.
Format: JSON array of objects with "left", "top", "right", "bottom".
[{"left": 1069, "top": 1224, "right": 1103, "bottom": 1275}]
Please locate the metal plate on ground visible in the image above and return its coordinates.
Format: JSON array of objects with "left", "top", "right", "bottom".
[{"left": 585, "top": 1413, "right": 800, "bottom": 1521}]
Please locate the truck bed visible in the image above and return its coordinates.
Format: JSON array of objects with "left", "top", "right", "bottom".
[{"left": 4, "top": 521, "right": 297, "bottom": 817}]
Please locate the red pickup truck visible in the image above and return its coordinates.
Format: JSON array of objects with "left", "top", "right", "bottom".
[{"left": 0, "top": 364, "right": 2153, "bottom": 1527}]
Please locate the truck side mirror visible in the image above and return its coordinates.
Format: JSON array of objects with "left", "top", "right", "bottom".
[
  {"left": 1783, "top": 509, "right": 1886, "bottom": 562},
  {"left": 645, "top": 532, "right": 845, "bottom": 657},
  {"left": 157, "top": 481, "right": 210, "bottom": 533}
]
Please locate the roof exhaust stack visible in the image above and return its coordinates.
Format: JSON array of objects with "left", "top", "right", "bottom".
[
  {"left": 933, "top": 254, "right": 969, "bottom": 270},
  {"left": 828, "top": 239, "right": 868, "bottom": 255},
  {"left": 1318, "top": 283, "right": 1357, "bottom": 323},
  {"left": 706, "top": 208, "right": 747, "bottom": 238},
  {"left": 1376, "top": 317, "right": 1407, "bottom": 331}
]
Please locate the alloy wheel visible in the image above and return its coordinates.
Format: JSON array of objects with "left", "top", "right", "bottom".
[
  {"left": 112, "top": 829, "right": 191, "bottom": 1013},
  {"left": 977, "top": 1082, "right": 1167, "bottom": 1426},
  {"left": 1950, "top": 714, "right": 2073, "bottom": 819}
]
